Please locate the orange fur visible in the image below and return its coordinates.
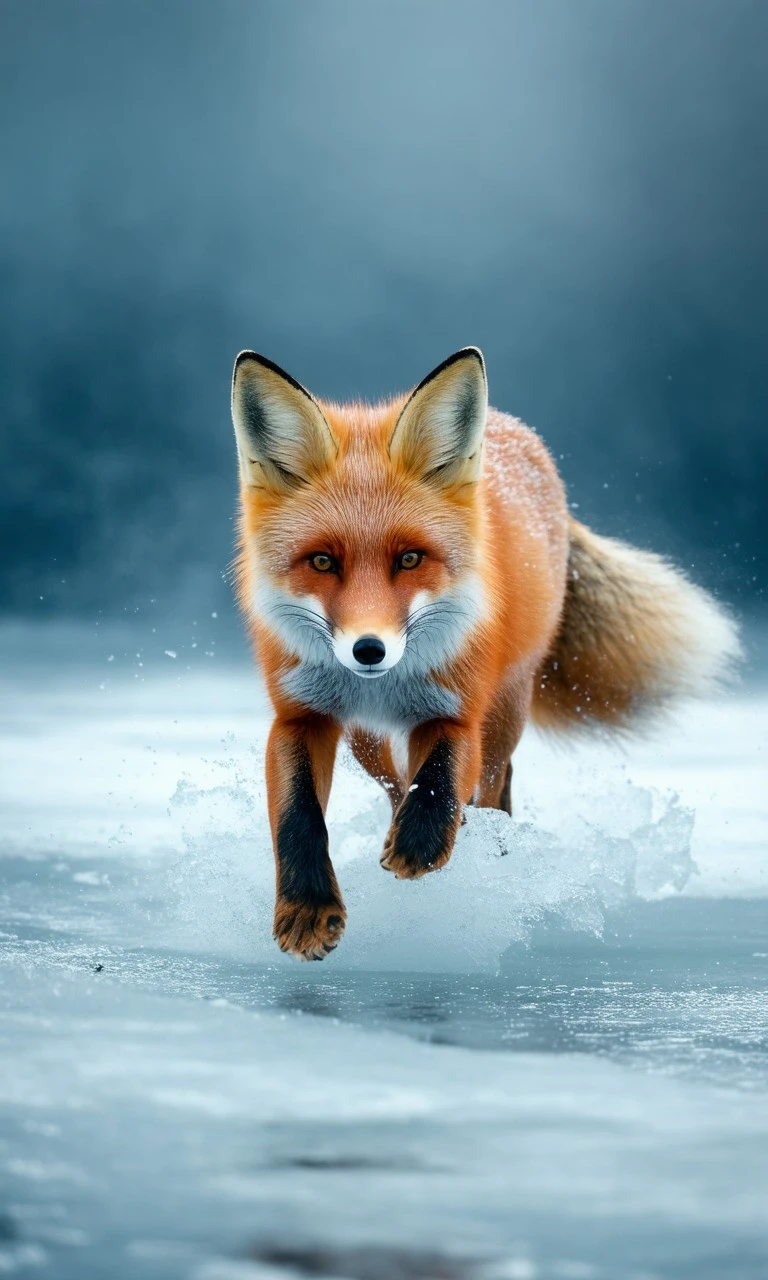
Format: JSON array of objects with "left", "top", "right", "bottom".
[
  {"left": 230, "top": 348, "right": 739, "bottom": 958},
  {"left": 235, "top": 398, "right": 569, "bottom": 724}
]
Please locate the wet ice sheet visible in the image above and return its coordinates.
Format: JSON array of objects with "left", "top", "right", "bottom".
[
  {"left": 0, "top": 628, "right": 767, "bottom": 1279},
  {"left": 2, "top": 959, "right": 768, "bottom": 1280},
  {"left": 5, "top": 903, "right": 768, "bottom": 1091}
]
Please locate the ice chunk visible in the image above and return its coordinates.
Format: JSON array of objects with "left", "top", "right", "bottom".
[{"left": 165, "top": 747, "right": 695, "bottom": 973}]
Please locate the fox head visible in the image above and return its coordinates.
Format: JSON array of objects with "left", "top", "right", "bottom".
[{"left": 231, "top": 348, "right": 488, "bottom": 679}]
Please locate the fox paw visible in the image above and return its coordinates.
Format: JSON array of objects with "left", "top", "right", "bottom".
[
  {"left": 379, "top": 768, "right": 460, "bottom": 879},
  {"left": 273, "top": 899, "right": 346, "bottom": 961},
  {"left": 379, "top": 829, "right": 453, "bottom": 879},
  {"left": 379, "top": 845, "right": 452, "bottom": 879}
]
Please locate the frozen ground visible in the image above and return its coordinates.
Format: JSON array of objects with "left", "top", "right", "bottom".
[{"left": 0, "top": 624, "right": 766, "bottom": 1280}]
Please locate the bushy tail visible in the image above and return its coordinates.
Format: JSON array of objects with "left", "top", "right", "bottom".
[{"left": 532, "top": 520, "right": 742, "bottom": 733}]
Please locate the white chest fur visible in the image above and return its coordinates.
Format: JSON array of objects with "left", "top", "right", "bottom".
[{"left": 281, "top": 657, "right": 459, "bottom": 731}]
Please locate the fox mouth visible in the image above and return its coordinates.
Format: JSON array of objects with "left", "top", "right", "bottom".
[{"left": 350, "top": 666, "right": 390, "bottom": 679}]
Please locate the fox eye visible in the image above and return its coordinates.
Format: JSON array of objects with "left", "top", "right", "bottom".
[
  {"left": 398, "top": 550, "right": 423, "bottom": 571},
  {"left": 309, "top": 553, "right": 336, "bottom": 573}
]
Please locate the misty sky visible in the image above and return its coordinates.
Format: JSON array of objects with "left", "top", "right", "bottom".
[{"left": 1, "top": 0, "right": 766, "bottom": 622}]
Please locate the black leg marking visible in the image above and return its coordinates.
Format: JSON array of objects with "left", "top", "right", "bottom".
[
  {"left": 499, "top": 759, "right": 513, "bottom": 816},
  {"left": 276, "top": 748, "right": 334, "bottom": 905},
  {"left": 388, "top": 737, "right": 459, "bottom": 873}
]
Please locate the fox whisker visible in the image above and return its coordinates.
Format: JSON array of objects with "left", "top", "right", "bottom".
[
  {"left": 404, "top": 600, "right": 471, "bottom": 642},
  {"left": 272, "top": 603, "right": 333, "bottom": 634},
  {"left": 266, "top": 601, "right": 335, "bottom": 650}
]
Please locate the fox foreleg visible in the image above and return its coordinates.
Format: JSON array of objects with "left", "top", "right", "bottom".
[
  {"left": 380, "top": 721, "right": 479, "bottom": 880},
  {"left": 266, "top": 715, "right": 344, "bottom": 960}
]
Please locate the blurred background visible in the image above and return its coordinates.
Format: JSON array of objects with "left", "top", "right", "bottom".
[
  {"left": 2, "top": 10, "right": 768, "bottom": 1278},
  {"left": 1, "top": 0, "right": 766, "bottom": 630}
]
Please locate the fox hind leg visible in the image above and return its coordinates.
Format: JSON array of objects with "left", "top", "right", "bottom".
[
  {"left": 475, "top": 671, "right": 534, "bottom": 816},
  {"left": 497, "top": 759, "right": 513, "bottom": 816},
  {"left": 347, "top": 727, "right": 405, "bottom": 812}
]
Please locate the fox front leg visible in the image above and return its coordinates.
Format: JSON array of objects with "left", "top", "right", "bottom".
[
  {"left": 266, "top": 715, "right": 344, "bottom": 960},
  {"left": 380, "top": 722, "right": 479, "bottom": 880}
]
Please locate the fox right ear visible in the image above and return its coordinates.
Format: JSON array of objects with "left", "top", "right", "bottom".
[
  {"left": 389, "top": 347, "right": 488, "bottom": 488},
  {"left": 231, "top": 352, "right": 338, "bottom": 492}
]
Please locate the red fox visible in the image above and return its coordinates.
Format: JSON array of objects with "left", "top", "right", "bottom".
[{"left": 230, "top": 347, "right": 740, "bottom": 960}]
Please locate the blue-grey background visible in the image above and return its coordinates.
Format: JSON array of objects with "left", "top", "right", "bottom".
[
  {"left": 2, "top": 9, "right": 768, "bottom": 1278},
  {"left": 1, "top": 0, "right": 766, "bottom": 623}
]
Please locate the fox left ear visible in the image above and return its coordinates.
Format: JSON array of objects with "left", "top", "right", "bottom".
[
  {"left": 231, "top": 351, "right": 338, "bottom": 492},
  {"left": 388, "top": 347, "right": 488, "bottom": 487}
]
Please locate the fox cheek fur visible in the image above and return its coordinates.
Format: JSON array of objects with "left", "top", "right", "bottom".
[{"left": 230, "top": 346, "right": 741, "bottom": 962}]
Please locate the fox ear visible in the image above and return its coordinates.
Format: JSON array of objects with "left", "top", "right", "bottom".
[
  {"left": 388, "top": 347, "right": 488, "bottom": 487},
  {"left": 231, "top": 352, "right": 338, "bottom": 491}
]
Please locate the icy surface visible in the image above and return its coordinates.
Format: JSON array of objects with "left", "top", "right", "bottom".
[{"left": 0, "top": 627, "right": 767, "bottom": 1279}]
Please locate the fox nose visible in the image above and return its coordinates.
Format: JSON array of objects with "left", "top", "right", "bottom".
[{"left": 352, "top": 635, "right": 386, "bottom": 666}]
